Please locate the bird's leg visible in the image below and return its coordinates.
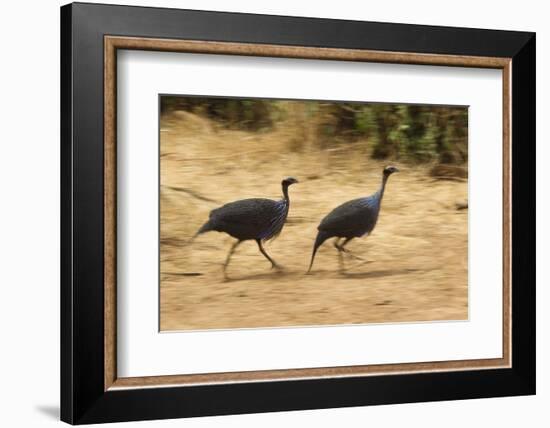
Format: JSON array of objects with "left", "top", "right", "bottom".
[
  {"left": 340, "top": 237, "right": 352, "bottom": 250},
  {"left": 334, "top": 237, "right": 355, "bottom": 254},
  {"left": 256, "top": 239, "right": 281, "bottom": 270},
  {"left": 223, "top": 240, "right": 242, "bottom": 277},
  {"left": 333, "top": 238, "right": 345, "bottom": 272},
  {"left": 340, "top": 237, "right": 366, "bottom": 261}
]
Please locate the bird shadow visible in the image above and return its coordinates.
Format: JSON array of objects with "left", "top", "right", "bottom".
[
  {"left": 223, "top": 265, "right": 424, "bottom": 282},
  {"left": 223, "top": 269, "right": 292, "bottom": 283},
  {"left": 339, "top": 267, "right": 421, "bottom": 279},
  {"left": 35, "top": 405, "right": 59, "bottom": 420},
  {"left": 163, "top": 272, "right": 204, "bottom": 277}
]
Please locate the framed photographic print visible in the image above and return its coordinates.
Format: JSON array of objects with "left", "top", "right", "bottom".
[{"left": 60, "top": 2, "right": 535, "bottom": 424}]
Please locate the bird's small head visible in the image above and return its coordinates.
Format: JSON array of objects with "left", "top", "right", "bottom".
[
  {"left": 383, "top": 165, "right": 399, "bottom": 176},
  {"left": 282, "top": 177, "right": 299, "bottom": 187}
]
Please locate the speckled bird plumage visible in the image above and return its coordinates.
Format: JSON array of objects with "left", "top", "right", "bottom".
[
  {"left": 202, "top": 197, "right": 289, "bottom": 242},
  {"left": 317, "top": 192, "right": 382, "bottom": 239},
  {"left": 307, "top": 166, "right": 398, "bottom": 273},
  {"left": 195, "top": 177, "right": 298, "bottom": 273}
]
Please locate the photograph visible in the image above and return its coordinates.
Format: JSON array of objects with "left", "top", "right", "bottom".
[{"left": 159, "top": 95, "right": 469, "bottom": 331}]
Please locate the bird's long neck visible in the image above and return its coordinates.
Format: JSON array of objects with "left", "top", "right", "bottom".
[
  {"left": 282, "top": 184, "right": 290, "bottom": 204},
  {"left": 378, "top": 173, "right": 390, "bottom": 201}
]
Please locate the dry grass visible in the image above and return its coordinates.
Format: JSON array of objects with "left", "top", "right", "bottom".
[{"left": 160, "top": 111, "right": 468, "bottom": 331}]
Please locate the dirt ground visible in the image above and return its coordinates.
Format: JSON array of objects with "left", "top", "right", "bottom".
[{"left": 160, "top": 111, "right": 468, "bottom": 331}]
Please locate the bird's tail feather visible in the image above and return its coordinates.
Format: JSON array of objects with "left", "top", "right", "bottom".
[
  {"left": 307, "top": 231, "right": 330, "bottom": 273},
  {"left": 188, "top": 220, "right": 214, "bottom": 244}
]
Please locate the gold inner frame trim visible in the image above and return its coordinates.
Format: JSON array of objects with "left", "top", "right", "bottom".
[{"left": 104, "top": 35, "right": 512, "bottom": 391}]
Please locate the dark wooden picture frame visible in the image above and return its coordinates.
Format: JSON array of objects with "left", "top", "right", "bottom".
[{"left": 61, "top": 2, "right": 535, "bottom": 424}]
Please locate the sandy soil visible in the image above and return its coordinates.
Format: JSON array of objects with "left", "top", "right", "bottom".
[{"left": 160, "top": 111, "right": 468, "bottom": 331}]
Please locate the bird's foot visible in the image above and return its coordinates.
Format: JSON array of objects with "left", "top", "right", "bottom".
[
  {"left": 272, "top": 263, "right": 284, "bottom": 271},
  {"left": 355, "top": 259, "right": 374, "bottom": 267},
  {"left": 346, "top": 253, "right": 366, "bottom": 262},
  {"left": 337, "top": 245, "right": 359, "bottom": 258}
]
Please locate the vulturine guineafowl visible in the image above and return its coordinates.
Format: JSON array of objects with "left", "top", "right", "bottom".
[
  {"left": 195, "top": 177, "right": 298, "bottom": 275},
  {"left": 307, "top": 166, "right": 399, "bottom": 273}
]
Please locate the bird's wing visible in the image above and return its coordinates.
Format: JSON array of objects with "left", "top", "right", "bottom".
[
  {"left": 210, "top": 198, "right": 279, "bottom": 228},
  {"left": 318, "top": 197, "right": 379, "bottom": 234}
]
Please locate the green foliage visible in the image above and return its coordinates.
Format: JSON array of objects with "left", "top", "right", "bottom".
[
  {"left": 161, "top": 96, "right": 273, "bottom": 131},
  {"left": 161, "top": 96, "right": 468, "bottom": 164}
]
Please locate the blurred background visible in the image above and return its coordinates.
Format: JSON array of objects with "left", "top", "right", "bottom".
[
  {"left": 160, "top": 96, "right": 468, "bottom": 331},
  {"left": 161, "top": 96, "right": 468, "bottom": 165}
]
